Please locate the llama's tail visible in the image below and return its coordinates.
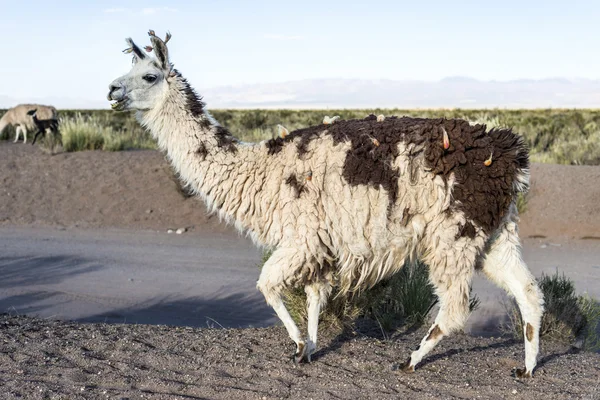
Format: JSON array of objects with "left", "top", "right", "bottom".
[
  {"left": 489, "top": 128, "right": 530, "bottom": 194},
  {"left": 512, "top": 135, "right": 530, "bottom": 194}
]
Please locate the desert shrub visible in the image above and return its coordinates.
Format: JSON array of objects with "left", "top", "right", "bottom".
[
  {"left": 506, "top": 271, "right": 600, "bottom": 350},
  {"left": 60, "top": 114, "right": 106, "bottom": 151},
  {"left": 577, "top": 295, "right": 600, "bottom": 352},
  {"left": 60, "top": 113, "right": 155, "bottom": 152},
  {"left": 260, "top": 251, "right": 479, "bottom": 333},
  {"left": 0, "top": 124, "right": 15, "bottom": 141},
  {"left": 36, "top": 130, "right": 63, "bottom": 154}
]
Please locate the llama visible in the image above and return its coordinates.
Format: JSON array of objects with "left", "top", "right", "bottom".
[
  {"left": 0, "top": 104, "right": 58, "bottom": 144},
  {"left": 107, "top": 30, "right": 544, "bottom": 378},
  {"left": 26, "top": 109, "right": 60, "bottom": 145}
]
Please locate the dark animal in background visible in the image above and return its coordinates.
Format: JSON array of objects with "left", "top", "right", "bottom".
[{"left": 27, "top": 109, "right": 60, "bottom": 145}]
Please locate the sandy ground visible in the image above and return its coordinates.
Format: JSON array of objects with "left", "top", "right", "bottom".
[
  {"left": 1, "top": 313, "right": 599, "bottom": 400},
  {"left": 1, "top": 142, "right": 600, "bottom": 399}
]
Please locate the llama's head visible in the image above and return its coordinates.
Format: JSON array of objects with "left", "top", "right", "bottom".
[{"left": 107, "top": 30, "right": 173, "bottom": 112}]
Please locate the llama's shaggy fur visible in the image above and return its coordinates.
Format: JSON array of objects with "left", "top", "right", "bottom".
[
  {"left": 108, "top": 30, "right": 544, "bottom": 377},
  {"left": 0, "top": 104, "right": 57, "bottom": 144}
]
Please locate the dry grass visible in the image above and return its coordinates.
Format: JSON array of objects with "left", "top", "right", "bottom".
[{"left": 60, "top": 113, "right": 155, "bottom": 152}]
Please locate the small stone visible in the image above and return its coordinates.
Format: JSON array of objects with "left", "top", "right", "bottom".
[
  {"left": 167, "top": 229, "right": 174, "bottom": 234},
  {"left": 145, "top": 209, "right": 153, "bottom": 214},
  {"left": 512, "top": 389, "right": 517, "bottom": 394},
  {"left": 176, "top": 227, "right": 187, "bottom": 234}
]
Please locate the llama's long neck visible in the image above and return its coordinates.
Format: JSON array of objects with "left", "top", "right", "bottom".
[{"left": 137, "top": 72, "right": 263, "bottom": 233}]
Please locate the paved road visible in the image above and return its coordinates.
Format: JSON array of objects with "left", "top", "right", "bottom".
[
  {"left": 0, "top": 226, "right": 598, "bottom": 334},
  {"left": 0, "top": 226, "right": 275, "bottom": 328}
]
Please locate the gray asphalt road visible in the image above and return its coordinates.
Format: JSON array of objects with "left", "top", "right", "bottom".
[
  {"left": 0, "top": 226, "right": 275, "bottom": 329},
  {"left": 0, "top": 226, "right": 598, "bottom": 334}
]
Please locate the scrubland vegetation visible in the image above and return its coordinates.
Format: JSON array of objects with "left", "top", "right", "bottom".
[{"left": 1, "top": 108, "right": 599, "bottom": 165}]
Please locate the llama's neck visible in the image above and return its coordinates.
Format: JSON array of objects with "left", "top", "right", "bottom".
[{"left": 137, "top": 73, "right": 262, "bottom": 232}]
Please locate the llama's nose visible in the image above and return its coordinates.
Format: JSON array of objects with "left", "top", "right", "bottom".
[{"left": 107, "top": 83, "right": 122, "bottom": 101}]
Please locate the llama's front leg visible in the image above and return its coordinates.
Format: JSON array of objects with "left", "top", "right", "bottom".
[
  {"left": 400, "top": 268, "right": 473, "bottom": 372},
  {"left": 304, "top": 281, "right": 331, "bottom": 362},
  {"left": 257, "top": 248, "right": 307, "bottom": 363}
]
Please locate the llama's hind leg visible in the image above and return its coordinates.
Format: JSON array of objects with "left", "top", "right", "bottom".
[
  {"left": 304, "top": 280, "right": 331, "bottom": 362},
  {"left": 400, "top": 263, "right": 474, "bottom": 372},
  {"left": 482, "top": 220, "right": 544, "bottom": 378},
  {"left": 257, "top": 247, "right": 309, "bottom": 363}
]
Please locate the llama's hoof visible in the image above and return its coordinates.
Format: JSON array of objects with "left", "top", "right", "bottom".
[
  {"left": 292, "top": 342, "right": 311, "bottom": 365},
  {"left": 515, "top": 368, "right": 532, "bottom": 378},
  {"left": 395, "top": 358, "right": 415, "bottom": 373}
]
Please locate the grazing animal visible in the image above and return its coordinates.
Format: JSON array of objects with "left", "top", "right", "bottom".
[
  {"left": 0, "top": 104, "right": 57, "bottom": 144},
  {"left": 26, "top": 109, "right": 60, "bottom": 145},
  {"left": 107, "top": 30, "right": 544, "bottom": 377}
]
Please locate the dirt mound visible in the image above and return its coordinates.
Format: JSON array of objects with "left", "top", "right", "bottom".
[
  {"left": 0, "top": 142, "right": 230, "bottom": 234},
  {"left": 1, "top": 314, "right": 598, "bottom": 400},
  {"left": 1, "top": 142, "right": 599, "bottom": 239}
]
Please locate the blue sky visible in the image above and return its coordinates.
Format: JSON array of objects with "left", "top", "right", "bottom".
[{"left": 1, "top": 0, "right": 599, "bottom": 106}]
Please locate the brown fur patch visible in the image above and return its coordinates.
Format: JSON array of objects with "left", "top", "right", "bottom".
[
  {"left": 196, "top": 143, "right": 208, "bottom": 160},
  {"left": 285, "top": 174, "right": 306, "bottom": 198},
  {"left": 429, "top": 122, "right": 529, "bottom": 234},
  {"left": 173, "top": 69, "right": 206, "bottom": 118},
  {"left": 526, "top": 323, "right": 534, "bottom": 342},
  {"left": 456, "top": 221, "right": 477, "bottom": 239},
  {"left": 426, "top": 325, "right": 443, "bottom": 341},
  {"left": 214, "top": 126, "right": 238, "bottom": 153}
]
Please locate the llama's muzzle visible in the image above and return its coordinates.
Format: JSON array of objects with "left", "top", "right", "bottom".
[{"left": 107, "top": 83, "right": 128, "bottom": 110}]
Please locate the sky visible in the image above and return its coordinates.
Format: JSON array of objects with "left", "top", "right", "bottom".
[{"left": 1, "top": 0, "right": 599, "bottom": 107}]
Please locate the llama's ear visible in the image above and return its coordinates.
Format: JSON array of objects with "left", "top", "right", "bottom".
[
  {"left": 124, "top": 38, "right": 146, "bottom": 63},
  {"left": 148, "top": 29, "right": 170, "bottom": 70}
]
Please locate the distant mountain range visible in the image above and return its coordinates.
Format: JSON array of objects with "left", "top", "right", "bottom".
[{"left": 2, "top": 77, "right": 600, "bottom": 109}]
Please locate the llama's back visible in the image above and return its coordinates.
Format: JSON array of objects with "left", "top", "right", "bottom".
[
  {"left": 281, "top": 115, "right": 529, "bottom": 235},
  {"left": 15, "top": 104, "right": 58, "bottom": 121}
]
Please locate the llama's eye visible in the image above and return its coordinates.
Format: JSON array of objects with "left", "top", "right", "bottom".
[{"left": 143, "top": 75, "right": 157, "bottom": 83}]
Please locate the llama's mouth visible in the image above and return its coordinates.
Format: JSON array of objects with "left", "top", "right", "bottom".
[{"left": 110, "top": 98, "right": 128, "bottom": 111}]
